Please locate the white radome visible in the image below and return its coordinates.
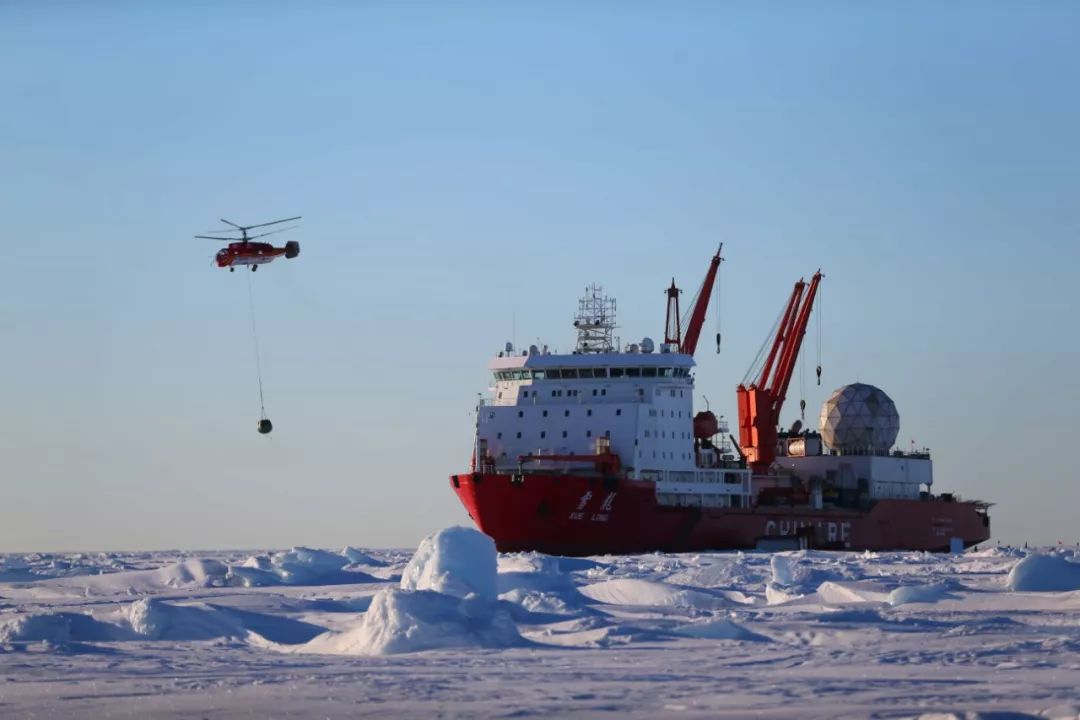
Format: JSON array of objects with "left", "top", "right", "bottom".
[{"left": 819, "top": 383, "right": 900, "bottom": 453}]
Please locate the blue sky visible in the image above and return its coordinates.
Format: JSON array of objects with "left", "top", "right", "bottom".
[{"left": 2, "top": 2, "right": 1077, "bottom": 551}]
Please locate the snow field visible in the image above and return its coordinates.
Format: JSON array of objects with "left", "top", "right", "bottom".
[{"left": 2, "top": 537, "right": 1080, "bottom": 717}]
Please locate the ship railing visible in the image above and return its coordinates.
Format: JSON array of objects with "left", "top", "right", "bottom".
[
  {"left": 642, "top": 468, "right": 753, "bottom": 492},
  {"left": 829, "top": 446, "right": 933, "bottom": 459}
]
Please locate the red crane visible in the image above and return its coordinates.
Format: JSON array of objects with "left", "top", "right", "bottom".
[
  {"left": 665, "top": 245, "right": 723, "bottom": 356},
  {"left": 736, "top": 270, "right": 823, "bottom": 475}
]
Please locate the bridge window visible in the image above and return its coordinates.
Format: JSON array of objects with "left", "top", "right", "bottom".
[
  {"left": 659, "top": 368, "right": 673, "bottom": 377},
  {"left": 626, "top": 368, "right": 641, "bottom": 378},
  {"left": 531, "top": 370, "right": 547, "bottom": 380},
  {"left": 643, "top": 368, "right": 657, "bottom": 378},
  {"left": 610, "top": 368, "right": 625, "bottom": 378}
]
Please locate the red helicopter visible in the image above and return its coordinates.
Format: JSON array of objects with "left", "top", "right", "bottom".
[{"left": 197, "top": 216, "right": 301, "bottom": 272}]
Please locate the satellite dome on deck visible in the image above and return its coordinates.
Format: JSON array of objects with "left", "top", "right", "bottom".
[{"left": 819, "top": 383, "right": 900, "bottom": 453}]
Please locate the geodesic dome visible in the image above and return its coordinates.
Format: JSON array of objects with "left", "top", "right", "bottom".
[{"left": 819, "top": 383, "right": 900, "bottom": 453}]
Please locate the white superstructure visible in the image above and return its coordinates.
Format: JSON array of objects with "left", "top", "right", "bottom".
[
  {"left": 473, "top": 287, "right": 752, "bottom": 508},
  {"left": 480, "top": 350, "right": 698, "bottom": 473}
]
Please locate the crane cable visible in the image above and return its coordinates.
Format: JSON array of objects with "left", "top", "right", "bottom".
[
  {"left": 741, "top": 302, "right": 787, "bottom": 387},
  {"left": 816, "top": 284, "right": 823, "bottom": 386},
  {"left": 247, "top": 271, "right": 268, "bottom": 419},
  {"left": 799, "top": 337, "right": 806, "bottom": 422},
  {"left": 715, "top": 257, "right": 722, "bottom": 354}
]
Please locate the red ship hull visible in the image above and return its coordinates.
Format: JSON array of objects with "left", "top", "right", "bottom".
[{"left": 451, "top": 472, "right": 991, "bottom": 555}]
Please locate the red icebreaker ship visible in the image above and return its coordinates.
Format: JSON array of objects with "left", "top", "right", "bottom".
[{"left": 451, "top": 248, "right": 991, "bottom": 555}]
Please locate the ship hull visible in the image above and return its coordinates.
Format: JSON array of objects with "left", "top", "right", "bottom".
[{"left": 451, "top": 472, "right": 990, "bottom": 555}]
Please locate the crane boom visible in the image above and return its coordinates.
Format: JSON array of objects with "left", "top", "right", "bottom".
[
  {"left": 736, "top": 270, "right": 823, "bottom": 475},
  {"left": 681, "top": 245, "right": 723, "bottom": 356},
  {"left": 758, "top": 281, "right": 804, "bottom": 389},
  {"left": 771, "top": 272, "right": 822, "bottom": 403}
]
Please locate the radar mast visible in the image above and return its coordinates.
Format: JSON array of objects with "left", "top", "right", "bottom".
[{"left": 573, "top": 284, "right": 617, "bottom": 353}]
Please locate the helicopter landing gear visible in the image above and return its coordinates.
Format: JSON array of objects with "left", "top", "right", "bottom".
[
  {"left": 251, "top": 265, "right": 258, "bottom": 272},
  {"left": 229, "top": 267, "right": 235, "bottom": 272}
]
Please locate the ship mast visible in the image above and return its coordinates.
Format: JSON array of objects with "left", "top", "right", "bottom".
[
  {"left": 573, "top": 284, "right": 617, "bottom": 353},
  {"left": 664, "top": 280, "right": 682, "bottom": 348}
]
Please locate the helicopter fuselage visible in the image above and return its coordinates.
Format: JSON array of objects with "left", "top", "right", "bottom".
[{"left": 215, "top": 241, "right": 296, "bottom": 269}]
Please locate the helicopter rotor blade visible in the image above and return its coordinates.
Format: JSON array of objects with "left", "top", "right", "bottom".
[
  {"left": 219, "top": 218, "right": 244, "bottom": 230},
  {"left": 247, "top": 226, "right": 298, "bottom": 241},
  {"left": 243, "top": 216, "right": 302, "bottom": 231},
  {"left": 195, "top": 235, "right": 236, "bottom": 241}
]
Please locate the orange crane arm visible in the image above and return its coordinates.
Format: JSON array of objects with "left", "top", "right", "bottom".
[
  {"left": 770, "top": 271, "right": 822, "bottom": 405},
  {"left": 736, "top": 270, "right": 824, "bottom": 475},
  {"left": 681, "top": 245, "right": 723, "bottom": 356},
  {"left": 758, "top": 280, "right": 804, "bottom": 389}
]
